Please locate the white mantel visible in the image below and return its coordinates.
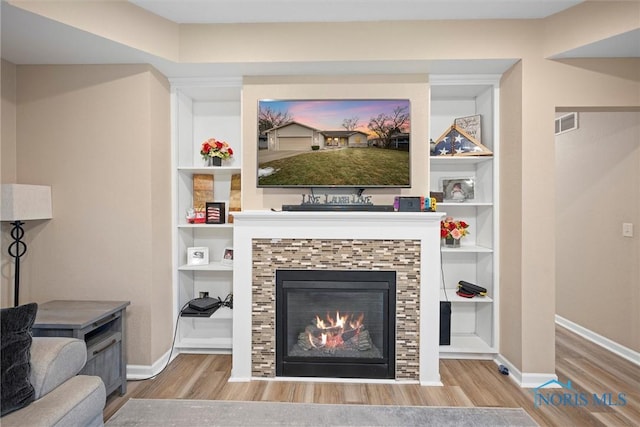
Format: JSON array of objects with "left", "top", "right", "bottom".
[{"left": 231, "top": 210, "right": 444, "bottom": 386}]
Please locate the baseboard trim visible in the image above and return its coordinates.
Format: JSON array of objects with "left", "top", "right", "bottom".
[
  {"left": 126, "top": 348, "right": 175, "bottom": 380},
  {"left": 493, "top": 355, "right": 558, "bottom": 388},
  {"left": 555, "top": 315, "right": 640, "bottom": 367}
]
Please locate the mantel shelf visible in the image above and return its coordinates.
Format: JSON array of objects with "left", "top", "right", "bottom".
[{"left": 438, "top": 202, "right": 493, "bottom": 207}]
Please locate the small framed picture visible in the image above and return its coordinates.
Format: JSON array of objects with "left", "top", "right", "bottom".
[
  {"left": 221, "top": 247, "right": 234, "bottom": 266},
  {"left": 205, "top": 202, "right": 226, "bottom": 224},
  {"left": 441, "top": 177, "right": 475, "bottom": 202},
  {"left": 187, "top": 247, "right": 209, "bottom": 265}
]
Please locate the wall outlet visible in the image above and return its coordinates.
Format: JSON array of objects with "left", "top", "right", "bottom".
[{"left": 622, "top": 223, "right": 634, "bottom": 238}]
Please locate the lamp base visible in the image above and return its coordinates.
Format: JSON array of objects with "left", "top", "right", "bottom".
[{"left": 8, "top": 220, "right": 26, "bottom": 306}]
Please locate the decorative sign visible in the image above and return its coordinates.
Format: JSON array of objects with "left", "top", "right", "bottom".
[
  {"left": 300, "top": 194, "right": 374, "bottom": 205},
  {"left": 228, "top": 173, "right": 241, "bottom": 223},
  {"left": 193, "top": 174, "right": 214, "bottom": 210},
  {"left": 454, "top": 114, "right": 482, "bottom": 144}
]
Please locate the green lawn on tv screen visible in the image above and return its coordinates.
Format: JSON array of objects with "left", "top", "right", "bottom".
[{"left": 258, "top": 147, "right": 410, "bottom": 187}]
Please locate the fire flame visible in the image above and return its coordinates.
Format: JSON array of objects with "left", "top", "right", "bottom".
[{"left": 307, "top": 311, "right": 364, "bottom": 349}]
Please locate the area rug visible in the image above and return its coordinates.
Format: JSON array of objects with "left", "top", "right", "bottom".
[{"left": 106, "top": 399, "right": 538, "bottom": 426}]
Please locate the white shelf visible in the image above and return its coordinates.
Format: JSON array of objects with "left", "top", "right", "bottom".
[
  {"left": 431, "top": 76, "right": 499, "bottom": 358},
  {"left": 178, "top": 262, "right": 233, "bottom": 272},
  {"left": 441, "top": 245, "right": 493, "bottom": 253},
  {"left": 430, "top": 156, "right": 493, "bottom": 165},
  {"left": 439, "top": 334, "right": 496, "bottom": 357},
  {"left": 177, "top": 223, "right": 234, "bottom": 229},
  {"left": 440, "top": 289, "right": 493, "bottom": 303},
  {"left": 180, "top": 307, "right": 233, "bottom": 320},
  {"left": 177, "top": 166, "right": 241, "bottom": 174},
  {"left": 175, "top": 337, "right": 233, "bottom": 350},
  {"left": 172, "top": 81, "right": 240, "bottom": 355}
]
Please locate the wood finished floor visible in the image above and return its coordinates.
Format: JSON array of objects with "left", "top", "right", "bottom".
[{"left": 105, "top": 325, "right": 639, "bottom": 426}]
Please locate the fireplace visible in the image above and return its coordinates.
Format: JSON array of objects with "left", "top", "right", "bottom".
[
  {"left": 232, "top": 211, "right": 443, "bottom": 385},
  {"left": 276, "top": 269, "right": 396, "bottom": 379}
]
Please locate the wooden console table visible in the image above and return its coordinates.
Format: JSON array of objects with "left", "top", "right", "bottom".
[{"left": 32, "top": 300, "right": 130, "bottom": 397}]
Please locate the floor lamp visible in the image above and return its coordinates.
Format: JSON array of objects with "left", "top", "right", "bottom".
[{"left": 1, "top": 184, "right": 52, "bottom": 307}]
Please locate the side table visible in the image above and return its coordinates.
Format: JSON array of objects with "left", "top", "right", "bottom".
[{"left": 32, "top": 300, "right": 130, "bottom": 397}]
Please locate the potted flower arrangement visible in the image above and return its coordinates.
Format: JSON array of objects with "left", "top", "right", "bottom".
[
  {"left": 440, "top": 216, "right": 469, "bottom": 247},
  {"left": 201, "top": 138, "right": 233, "bottom": 166}
]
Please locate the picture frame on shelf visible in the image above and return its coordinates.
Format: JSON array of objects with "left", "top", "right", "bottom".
[
  {"left": 441, "top": 177, "right": 475, "bottom": 202},
  {"left": 221, "top": 247, "right": 234, "bottom": 266},
  {"left": 205, "top": 202, "right": 226, "bottom": 224},
  {"left": 187, "top": 247, "right": 209, "bottom": 265}
]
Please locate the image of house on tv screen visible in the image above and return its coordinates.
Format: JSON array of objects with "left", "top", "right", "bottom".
[{"left": 257, "top": 99, "right": 411, "bottom": 188}]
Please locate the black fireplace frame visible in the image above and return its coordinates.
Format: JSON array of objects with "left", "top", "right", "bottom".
[{"left": 275, "top": 269, "right": 396, "bottom": 379}]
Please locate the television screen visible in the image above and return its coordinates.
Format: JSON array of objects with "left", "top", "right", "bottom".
[{"left": 257, "top": 99, "right": 411, "bottom": 188}]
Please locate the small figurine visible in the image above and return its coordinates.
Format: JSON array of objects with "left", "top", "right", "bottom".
[
  {"left": 186, "top": 208, "right": 196, "bottom": 223},
  {"left": 186, "top": 208, "right": 206, "bottom": 224}
]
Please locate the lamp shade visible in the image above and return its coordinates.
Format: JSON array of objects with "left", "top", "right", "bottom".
[{"left": 1, "top": 184, "right": 52, "bottom": 221}]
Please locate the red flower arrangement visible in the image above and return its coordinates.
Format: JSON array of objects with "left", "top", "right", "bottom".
[
  {"left": 201, "top": 138, "right": 233, "bottom": 160},
  {"left": 441, "top": 216, "right": 469, "bottom": 240}
]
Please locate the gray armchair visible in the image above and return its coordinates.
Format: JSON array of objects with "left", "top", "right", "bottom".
[{"left": 1, "top": 337, "right": 106, "bottom": 427}]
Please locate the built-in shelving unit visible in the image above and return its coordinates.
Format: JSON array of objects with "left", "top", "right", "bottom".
[
  {"left": 171, "top": 78, "right": 242, "bottom": 354},
  {"left": 430, "top": 75, "right": 500, "bottom": 359}
]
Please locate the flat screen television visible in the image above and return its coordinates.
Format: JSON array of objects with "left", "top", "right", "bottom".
[{"left": 257, "top": 99, "right": 411, "bottom": 188}]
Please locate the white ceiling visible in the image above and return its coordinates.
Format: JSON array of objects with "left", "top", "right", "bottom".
[
  {"left": 128, "top": 0, "right": 583, "bottom": 23},
  {"left": 1, "top": 0, "right": 638, "bottom": 80}
]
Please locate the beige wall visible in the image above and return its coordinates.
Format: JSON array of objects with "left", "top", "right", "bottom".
[
  {"left": 543, "top": 1, "right": 640, "bottom": 58},
  {"left": 7, "top": 0, "right": 179, "bottom": 61},
  {"left": 1, "top": 60, "right": 17, "bottom": 184},
  {"left": 499, "top": 61, "right": 524, "bottom": 370},
  {"left": 556, "top": 111, "right": 640, "bottom": 352},
  {"left": 180, "top": 19, "right": 535, "bottom": 64},
  {"left": 499, "top": 56, "right": 640, "bottom": 374},
  {"left": 1, "top": 60, "right": 18, "bottom": 307},
  {"left": 3, "top": 1, "right": 639, "bottom": 375},
  {"left": 6, "top": 64, "right": 173, "bottom": 365}
]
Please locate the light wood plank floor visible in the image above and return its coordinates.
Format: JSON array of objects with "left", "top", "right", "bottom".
[{"left": 105, "top": 325, "right": 639, "bottom": 426}]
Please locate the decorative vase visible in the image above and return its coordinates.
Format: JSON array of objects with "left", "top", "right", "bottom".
[
  {"left": 443, "top": 237, "right": 461, "bottom": 248},
  {"left": 207, "top": 157, "right": 222, "bottom": 167}
]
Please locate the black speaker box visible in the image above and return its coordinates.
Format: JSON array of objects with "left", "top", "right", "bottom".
[{"left": 440, "top": 301, "right": 452, "bottom": 346}]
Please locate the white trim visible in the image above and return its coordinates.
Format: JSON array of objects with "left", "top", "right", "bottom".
[
  {"left": 521, "top": 373, "right": 560, "bottom": 389},
  {"left": 555, "top": 315, "right": 640, "bottom": 367},
  {"left": 252, "top": 377, "right": 422, "bottom": 385},
  {"left": 126, "top": 348, "right": 176, "bottom": 380},
  {"left": 493, "top": 355, "right": 559, "bottom": 388},
  {"left": 429, "top": 74, "right": 502, "bottom": 86}
]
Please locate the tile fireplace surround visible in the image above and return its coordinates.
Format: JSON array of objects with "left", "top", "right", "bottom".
[{"left": 231, "top": 211, "right": 443, "bottom": 386}]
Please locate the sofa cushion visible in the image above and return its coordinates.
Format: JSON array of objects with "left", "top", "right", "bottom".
[
  {"left": 0, "top": 302, "right": 38, "bottom": 417},
  {"left": 30, "top": 338, "right": 88, "bottom": 400},
  {"left": 0, "top": 375, "right": 106, "bottom": 427}
]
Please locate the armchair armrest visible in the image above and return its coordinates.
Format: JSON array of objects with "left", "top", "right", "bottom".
[{"left": 29, "top": 338, "right": 87, "bottom": 399}]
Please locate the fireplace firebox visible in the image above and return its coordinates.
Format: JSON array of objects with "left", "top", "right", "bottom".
[{"left": 276, "top": 270, "right": 396, "bottom": 379}]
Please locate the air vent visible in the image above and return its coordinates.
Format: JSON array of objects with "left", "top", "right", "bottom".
[{"left": 555, "top": 112, "right": 578, "bottom": 135}]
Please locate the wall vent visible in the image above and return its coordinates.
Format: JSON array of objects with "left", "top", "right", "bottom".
[{"left": 555, "top": 112, "right": 578, "bottom": 135}]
